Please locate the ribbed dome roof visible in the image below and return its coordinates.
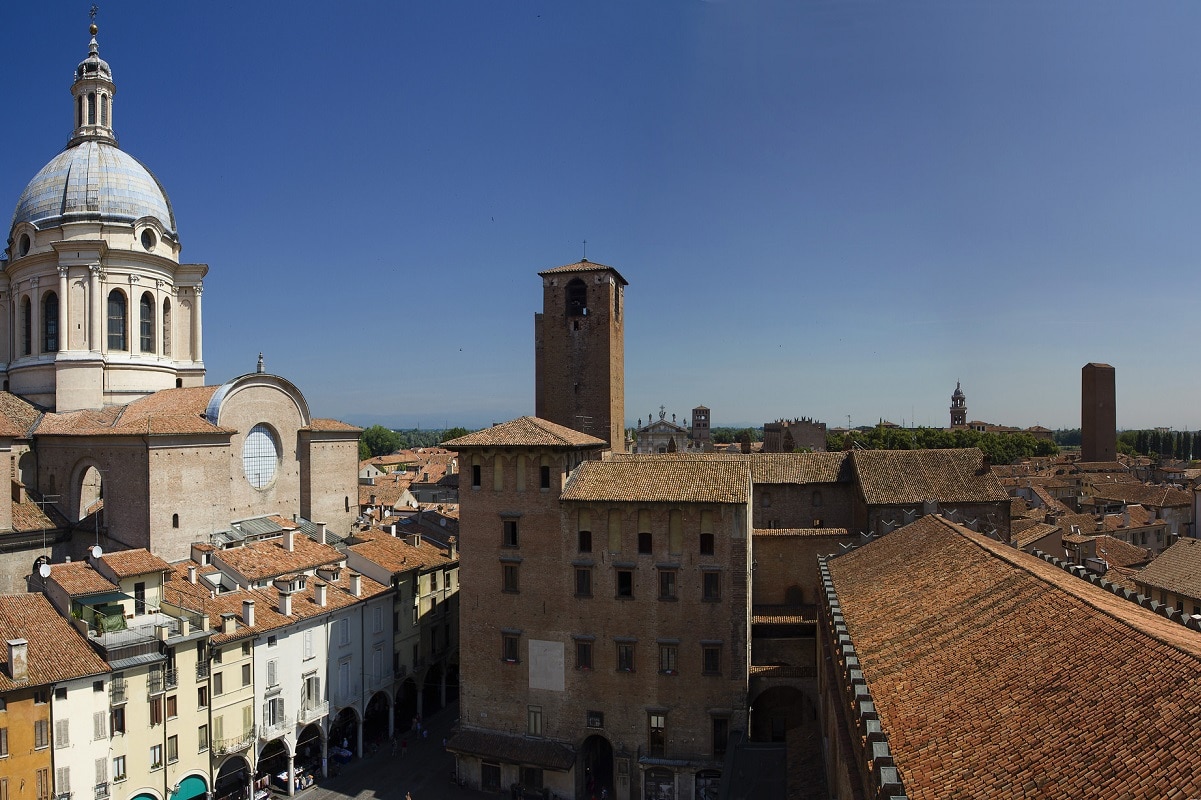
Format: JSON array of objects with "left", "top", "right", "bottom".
[{"left": 11, "top": 140, "right": 176, "bottom": 235}]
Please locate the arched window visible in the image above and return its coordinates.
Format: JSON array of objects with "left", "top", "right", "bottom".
[
  {"left": 87, "top": 92, "right": 96, "bottom": 125},
  {"left": 76, "top": 95, "right": 83, "bottom": 128},
  {"left": 162, "top": 298, "right": 172, "bottom": 356},
  {"left": 566, "top": 278, "right": 588, "bottom": 317},
  {"left": 172, "top": 513, "right": 179, "bottom": 529},
  {"left": 107, "top": 290, "right": 127, "bottom": 350},
  {"left": 43, "top": 291, "right": 59, "bottom": 353},
  {"left": 100, "top": 94, "right": 109, "bottom": 127},
  {"left": 21, "top": 296, "right": 31, "bottom": 356},
  {"left": 139, "top": 292, "right": 155, "bottom": 353}
]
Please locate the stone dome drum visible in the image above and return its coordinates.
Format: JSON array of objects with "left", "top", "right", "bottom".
[{"left": 11, "top": 140, "right": 177, "bottom": 236}]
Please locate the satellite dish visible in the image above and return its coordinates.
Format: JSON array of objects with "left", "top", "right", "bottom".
[
  {"left": 91, "top": 545, "right": 104, "bottom": 559},
  {"left": 38, "top": 563, "right": 52, "bottom": 578}
]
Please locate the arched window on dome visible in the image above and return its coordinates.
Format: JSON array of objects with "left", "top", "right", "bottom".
[
  {"left": 43, "top": 291, "right": 59, "bottom": 353},
  {"left": 162, "top": 298, "right": 172, "bottom": 357},
  {"left": 100, "top": 94, "right": 109, "bottom": 127},
  {"left": 139, "top": 292, "right": 155, "bottom": 354},
  {"left": 87, "top": 92, "right": 96, "bottom": 125},
  {"left": 76, "top": 95, "right": 83, "bottom": 129},
  {"left": 21, "top": 296, "right": 32, "bottom": 357},
  {"left": 107, "top": 289, "right": 127, "bottom": 351}
]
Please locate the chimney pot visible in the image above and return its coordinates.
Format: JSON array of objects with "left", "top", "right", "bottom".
[
  {"left": 243, "top": 599, "right": 256, "bottom": 628},
  {"left": 349, "top": 572, "right": 362, "bottom": 598},
  {"left": 188, "top": 565, "right": 197, "bottom": 584},
  {"left": 316, "top": 522, "right": 328, "bottom": 545},
  {"left": 279, "top": 591, "right": 292, "bottom": 616},
  {"left": 315, "top": 583, "right": 327, "bottom": 607},
  {"left": 221, "top": 612, "right": 236, "bottom": 634},
  {"left": 283, "top": 529, "right": 295, "bottom": 552}
]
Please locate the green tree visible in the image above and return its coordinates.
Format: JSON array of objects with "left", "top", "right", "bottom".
[
  {"left": 358, "top": 439, "right": 371, "bottom": 461},
  {"left": 360, "top": 425, "right": 402, "bottom": 458},
  {"left": 442, "top": 427, "right": 471, "bottom": 442}
]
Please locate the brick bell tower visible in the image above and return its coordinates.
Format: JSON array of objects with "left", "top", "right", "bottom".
[{"left": 534, "top": 259, "right": 627, "bottom": 452}]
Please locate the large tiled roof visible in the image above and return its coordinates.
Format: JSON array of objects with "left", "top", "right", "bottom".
[
  {"left": 562, "top": 458, "right": 749, "bottom": 504},
  {"left": 851, "top": 448, "right": 1008, "bottom": 505},
  {"left": 827, "top": 515, "right": 1201, "bottom": 800},
  {"left": 100, "top": 548, "right": 173, "bottom": 578},
  {"left": 1089, "top": 535, "right": 1151, "bottom": 568},
  {"left": 753, "top": 527, "right": 851, "bottom": 538},
  {"left": 537, "top": 259, "right": 628, "bottom": 286},
  {"left": 1091, "top": 482, "right": 1191, "bottom": 508},
  {"left": 1012, "top": 521, "right": 1059, "bottom": 549},
  {"left": 0, "top": 594, "right": 109, "bottom": 690},
  {"left": 0, "top": 391, "right": 42, "bottom": 437},
  {"left": 307, "top": 418, "right": 360, "bottom": 432},
  {"left": 213, "top": 535, "right": 346, "bottom": 583},
  {"left": 610, "top": 451, "right": 852, "bottom": 484},
  {"left": 348, "top": 530, "right": 458, "bottom": 574},
  {"left": 34, "top": 386, "right": 231, "bottom": 436},
  {"left": 442, "top": 416, "right": 606, "bottom": 449},
  {"left": 1134, "top": 538, "right": 1201, "bottom": 598},
  {"left": 48, "top": 559, "right": 120, "bottom": 596}
]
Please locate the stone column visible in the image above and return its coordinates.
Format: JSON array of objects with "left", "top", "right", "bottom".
[
  {"left": 286, "top": 753, "right": 295, "bottom": 797},
  {"left": 191, "top": 285, "right": 203, "bottom": 362},
  {"left": 440, "top": 666, "right": 447, "bottom": 708},
  {"left": 321, "top": 732, "right": 328, "bottom": 778},
  {"left": 58, "top": 267, "right": 69, "bottom": 351},
  {"left": 30, "top": 277, "right": 40, "bottom": 356},
  {"left": 387, "top": 701, "right": 394, "bottom": 739},
  {"left": 89, "top": 264, "right": 102, "bottom": 352},
  {"left": 356, "top": 715, "right": 364, "bottom": 758},
  {"left": 154, "top": 280, "right": 165, "bottom": 357}
]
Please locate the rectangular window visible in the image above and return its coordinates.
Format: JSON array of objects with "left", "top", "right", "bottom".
[
  {"left": 213, "top": 671, "right": 224, "bottom": 695},
  {"left": 110, "top": 707, "right": 126, "bottom": 735},
  {"left": 659, "top": 645, "right": 678, "bottom": 674},
  {"left": 213, "top": 647, "right": 223, "bottom": 664},
  {"left": 575, "top": 567, "right": 592, "bottom": 597},
  {"left": 34, "top": 689, "right": 49, "bottom": 705},
  {"left": 616, "top": 569, "right": 633, "bottom": 598},
  {"left": 35, "top": 719, "right": 50, "bottom": 749},
  {"left": 197, "top": 686, "right": 209, "bottom": 709},
  {"left": 502, "top": 563, "right": 519, "bottom": 593},
  {"left": 267, "top": 635, "right": 277, "bottom": 648},
  {"left": 199, "top": 724, "right": 209, "bottom": 752},
  {"left": 502, "top": 633, "right": 520, "bottom": 663},
  {"left": 540, "top": 465, "right": 551, "bottom": 489},
  {"left": 243, "top": 641, "right": 251, "bottom": 656},
  {"left": 95, "top": 758, "right": 107, "bottom": 789},
  {"left": 55, "top": 767, "right": 70, "bottom": 797},
  {"left": 502, "top": 519, "right": 519, "bottom": 547},
  {"left": 521, "top": 767, "right": 544, "bottom": 791},
  {"left": 703, "top": 645, "right": 721, "bottom": 675},
  {"left": 648, "top": 714, "right": 666, "bottom": 757},
  {"left": 0, "top": 727, "right": 7, "bottom": 757},
  {"left": 700, "top": 532, "right": 715, "bottom": 556},
  {"left": 267, "top": 660, "right": 278, "bottom": 687},
  {"left": 167, "top": 735, "right": 178, "bottom": 764},
  {"left": 214, "top": 716, "right": 224, "bottom": 743},
  {"left": 587, "top": 710, "right": 604, "bottom": 728},
  {"left": 527, "top": 705, "right": 543, "bottom": 737},
  {"left": 637, "top": 531, "right": 652, "bottom": 554},
  {"left": 578, "top": 529, "right": 592, "bottom": 553},
  {"left": 617, "top": 642, "right": 635, "bottom": 672},
  {"left": 150, "top": 696, "right": 163, "bottom": 725},
  {"left": 658, "top": 569, "right": 677, "bottom": 600},
  {"left": 242, "top": 663, "right": 252, "bottom": 686},
  {"left": 150, "top": 744, "right": 163, "bottom": 769},
  {"left": 471, "top": 464, "right": 481, "bottom": 488},
  {"left": 374, "top": 606, "right": 385, "bottom": 631},
  {"left": 340, "top": 618, "right": 351, "bottom": 645},
  {"left": 113, "top": 756, "right": 126, "bottom": 782},
  {"left": 166, "top": 695, "right": 178, "bottom": 719},
  {"left": 93, "top": 711, "right": 107, "bottom": 741},
  {"left": 713, "top": 717, "right": 729, "bottom": 758},
  {"left": 703, "top": 571, "right": 721, "bottom": 601},
  {"left": 482, "top": 763, "right": 501, "bottom": 792},
  {"left": 36, "top": 769, "right": 49, "bottom": 800},
  {"left": 55, "top": 719, "right": 69, "bottom": 748},
  {"left": 578, "top": 510, "right": 592, "bottom": 552},
  {"left": 576, "top": 640, "right": 593, "bottom": 670}
]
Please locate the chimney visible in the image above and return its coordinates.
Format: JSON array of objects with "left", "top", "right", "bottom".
[
  {"left": 390, "top": 525, "right": 398, "bottom": 537},
  {"left": 221, "top": 613, "right": 236, "bottom": 634},
  {"left": 370, "top": 494, "right": 377, "bottom": 507},
  {"left": 279, "top": 590, "right": 293, "bottom": 616},
  {"left": 243, "top": 599, "right": 256, "bottom": 628},
  {"left": 316, "top": 522, "right": 327, "bottom": 545},
  {"left": 283, "top": 529, "right": 295, "bottom": 552},
  {"left": 407, "top": 533, "right": 420, "bottom": 548},
  {"left": 7, "top": 639, "right": 29, "bottom": 681},
  {"left": 188, "top": 565, "right": 197, "bottom": 584},
  {"left": 315, "top": 582, "right": 327, "bottom": 607},
  {"left": 448, "top": 536, "right": 458, "bottom": 560},
  {"left": 349, "top": 572, "right": 362, "bottom": 597}
]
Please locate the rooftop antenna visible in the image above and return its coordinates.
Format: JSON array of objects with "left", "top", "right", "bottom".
[
  {"left": 582, "top": 239, "right": 587, "bottom": 261},
  {"left": 34, "top": 494, "right": 62, "bottom": 557}
]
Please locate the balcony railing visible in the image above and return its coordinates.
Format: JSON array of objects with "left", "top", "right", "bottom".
[
  {"left": 260, "top": 717, "right": 292, "bottom": 740},
  {"left": 213, "top": 727, "right": 257, "bottom": 756},
  {"left": 297, "top": 701, "right": 329, "bottom": 725},
  {"left": 94, "top": 785, "right": 109, "bottom": 800},
  {"left": 109, "top": 680, "right": 127, "bottom": 704},
  {"left": 196, "top": 662, "right": 211, "bottom": 680},
  {"left": 148, "top": 668, "right": 177, "bottom": 695}
]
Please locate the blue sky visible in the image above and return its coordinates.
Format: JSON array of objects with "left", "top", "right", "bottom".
[{"left": 4, "top": 2, "right": 1201, "bottom": 431}]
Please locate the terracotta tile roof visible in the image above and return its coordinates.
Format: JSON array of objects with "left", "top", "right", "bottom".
[
  {"left": 1072, "top": 461, "right": 1128, "bottom": 473},
  {"left": 443, "top": 416, "right": 606, "bottom": 449},
  {"left": 213, "top": 535, "right": 346, "bottom": 583},
  {"left": 537, "top": 259, "right": 629, "bottom": 286},
  {"left": 307, "top": 418, "right": 360, "bottom": 432},
  {"left": 10, "top": 491, "right": 69, "bottom": 532},
  {"left": 100, "top": 548, "right": 173, "bottom": 578},
  {"left": 562, "top": 459, "right": 749, "bottom": 504},
  {"left": 851, "top": 448, "right": 1008, "bottom": 505},
  {"left": 753, "top": 527, "right": 851, "bottom": 538},
  {"left": 1134, "top": 538, "right": 1201, "bottom": 598},
  {"left": 47, "top": 560, "right": 119, "bottom": 596},
  {"left": 827, "top": 515, "right": 1201, "bottom": 799},
  {"left": 34, "top": 386, "right": 231, "bottom": 436},
  {"left": 348, "top": 530, "right": 458, "bottom": 574},
  {"left": 0, "top": 594, "right": 109, "bottom": 690},
  {"left": 0, "top": 391, "right": 42, "bottom": 437},
  {"left": 1089, "top": 535, "right": 1151, "bottom": 568},
  {"left": 359, "top": 474, "right": 413, "bottom": 508},
  {"left": 1091, "top": 482, "right": 1192, "bottom": 508},
  {"left": 1012, "top": 521, "right": 1060, "bottom": 549}
]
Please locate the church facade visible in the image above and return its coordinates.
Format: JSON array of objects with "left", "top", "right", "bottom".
[{"left": 0, "top": 25, "right": 358, "bottom": 587}]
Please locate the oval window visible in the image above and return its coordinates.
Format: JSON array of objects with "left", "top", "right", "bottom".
[
  {"left": 242, "top": 423, "right": 280, "bottom": 488},
  {"left": 141, "top": 229, "right": 157, "bottom": 250},
  {"left": 18, "top": 233, "right": 31, "bottom": 256}
]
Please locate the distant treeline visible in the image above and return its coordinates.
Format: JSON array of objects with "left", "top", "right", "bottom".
[
  {"left": 1118, "top": 429, "right": 1200, "bottom": 460},
  {"left": 829, "top": 426, "right": 1059, "bottom": 464},
  {"left": 359, "top": 425, "right": 474, "bottom": 459}
]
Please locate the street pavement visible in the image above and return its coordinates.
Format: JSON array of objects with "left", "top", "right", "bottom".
[{"left": 303, "top": 702, "right": 492, "bottom": 800}]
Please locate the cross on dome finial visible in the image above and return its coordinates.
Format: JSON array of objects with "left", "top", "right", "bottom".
[{"left": 90, "top": 4, "right": 98, "bottom": 35}]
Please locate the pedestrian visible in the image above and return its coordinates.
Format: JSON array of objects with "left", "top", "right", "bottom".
[
  {"left": 422, "top": 728, "right": 429, "bottom": 739},
  {"left": 405, "top": 793, "right": 412, "bottom": 800}
]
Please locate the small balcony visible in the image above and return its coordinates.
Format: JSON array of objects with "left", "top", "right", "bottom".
[
  {"left": 148, "top": 667, "right": 177, "bottom": 695},
  {"left": 109, "top": 679, "right": 127, "bottom": 705},
  {"left": 213, "top": 727, "right": 257, "bottom": 756},
  {"left": 297, "top": 701, "right": 329, "bottom": 725},
  {"left": 196, "top": 662, "right": 211, "bottom": 680},
  {"left": 260, "top": 718, "right": 292, "bottom": 741},
  {"left": 95, "top": 783, "right": 110, "bottom": 800}
]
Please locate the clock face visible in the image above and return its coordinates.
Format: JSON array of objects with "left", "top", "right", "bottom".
[{"left": 242, "top": 423, "right": 280, "bottom": 489}]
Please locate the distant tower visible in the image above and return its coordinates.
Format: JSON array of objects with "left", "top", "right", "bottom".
[
  {"left": 1081, "top": 363, "right": 1117, "bottom": 462},
  {"left": 534, "top": 259, "right": 627, "bottom": 452},
  {"left": 691, "top": 405, "right": 711, "bottom": 449},
  {"left": 950, "top": 382, "right": 967, "bottom": 428}
]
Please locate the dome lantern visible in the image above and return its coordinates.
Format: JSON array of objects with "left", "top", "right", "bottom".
[{"left": 68, "top": 22, "right": 117, "bottom": 147}]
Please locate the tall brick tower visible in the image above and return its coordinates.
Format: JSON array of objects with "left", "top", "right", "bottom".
[
  {"left": 534, "top": 259, "right": 627, "bottom": 452},
  {"left": 1081, "top": 362, "right": 1117, "bottom": 462}
]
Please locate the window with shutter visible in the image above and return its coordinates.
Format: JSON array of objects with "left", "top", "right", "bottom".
[
  {"left": 0, "top": 726, "right": 8, "bottom": 756},
  {"left": 35, "top": 719, "right": 50, "bottom": 748},
  {"left": 93, "top": 710, "right": 107, "bottom": 740},
  {"left": 214, "top": 716, "right": 224, "bottom": 741},
  {"left": 55, "top": 767, "right": 70, "bottom": 795},
  {"left": 55, "top": 719, "right": 69, "bottom": 748},
  {"left": 303, "top": 630, "right": 313, "bottom": 659},
  {"left": 95, "top": 757, "right": 108, "bottom": 784},
  {"left": 267, "top": 659, "right": 277, "bottom": 687}
]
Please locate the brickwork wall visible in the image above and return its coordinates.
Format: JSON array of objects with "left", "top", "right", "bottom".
[
  {"left": 300, "top": 430, "right": 359, "bottom": 536},
  {"left": 751, "top": 533, "right": 858, "bottom": 607},
  {"left": 753, "top": 483, "right": 854, "bottom": 530},
  {"left": 534, "top": 268, "right": 625, "bottom": 451}
]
